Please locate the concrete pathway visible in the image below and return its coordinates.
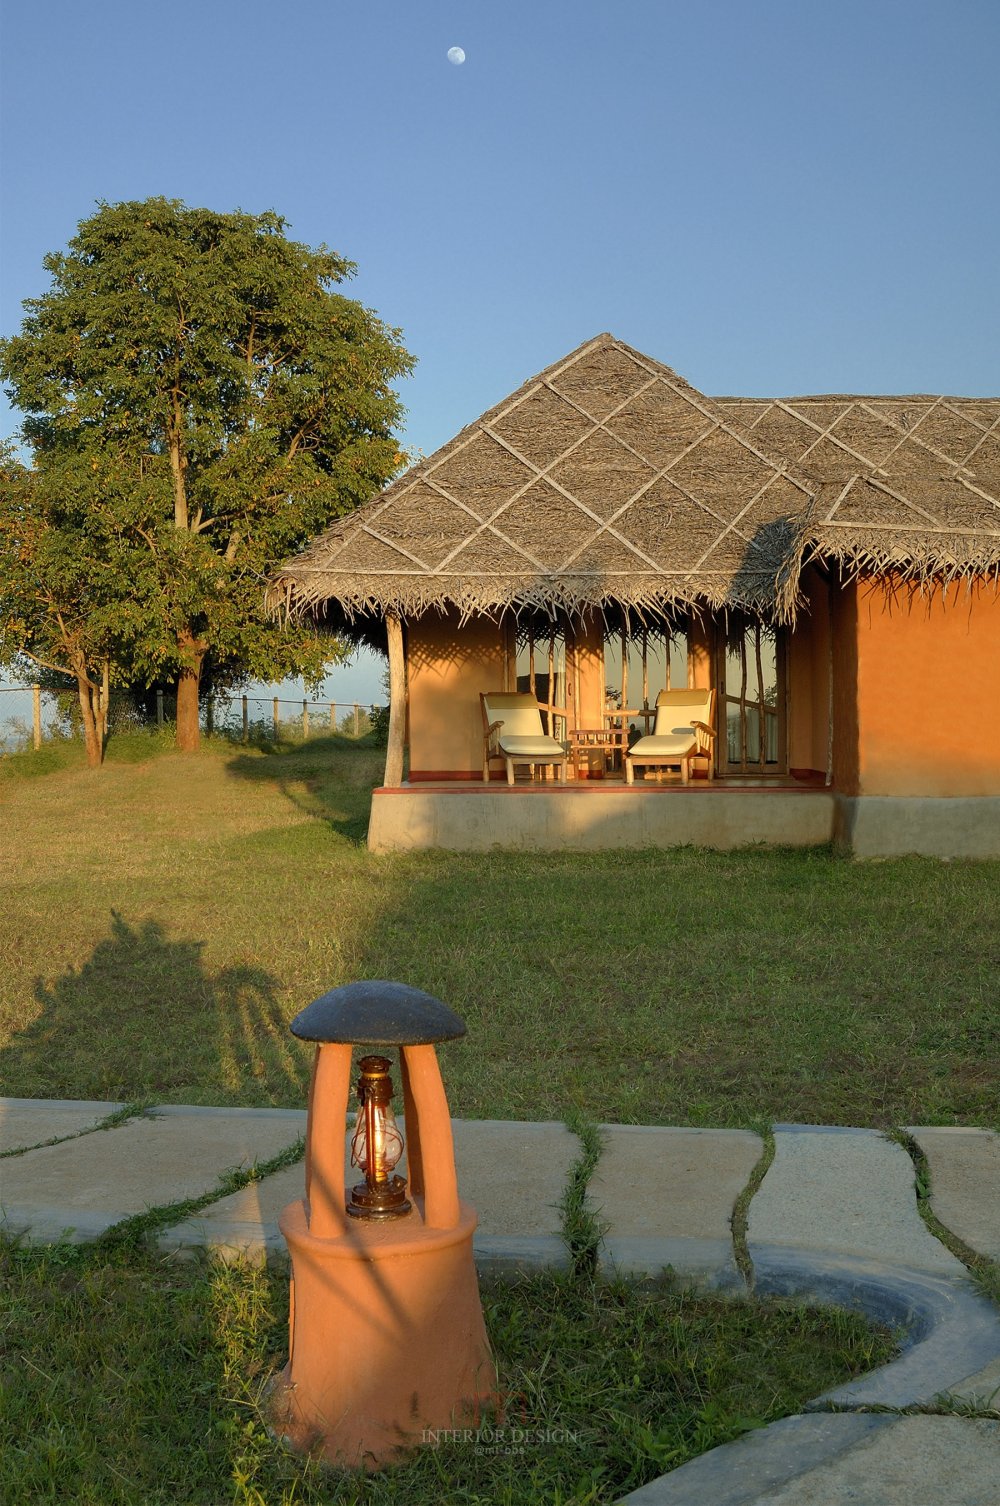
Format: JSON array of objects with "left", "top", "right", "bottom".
[{"left": 1, "top": 1098, "right": 998, "bottom": 1505}]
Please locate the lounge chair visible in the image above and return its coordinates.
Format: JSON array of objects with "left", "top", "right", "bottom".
[
  {"left": 480, "top": 692, "right": 568, "bottom": 786},
  {"left": 625, "top": 688, "right": 717, "bottom": 785}
]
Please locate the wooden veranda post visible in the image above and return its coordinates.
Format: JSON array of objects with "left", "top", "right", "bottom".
[{"left": 384, "top": 610, "right": 406, "bottom": 787}]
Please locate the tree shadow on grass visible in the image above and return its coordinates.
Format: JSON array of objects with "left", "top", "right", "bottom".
[
  {"left": 224, "top": 734, "right": 386, "bottom": 846},
  {"left": 2, "top": 911, "right": 311, "bottom": 1106}
]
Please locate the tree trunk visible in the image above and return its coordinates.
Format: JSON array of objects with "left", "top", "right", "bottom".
[
  {"left": 176, "top": 664, "right": 202, "bottom": 751},
  {"left": 76, "top": 674, "right": 104, "bottom": 768},
  {"left": 176, "top": 630, "right": 205, "bottom": 752}
]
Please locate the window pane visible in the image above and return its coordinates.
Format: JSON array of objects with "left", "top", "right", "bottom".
[
  {"left": 726, "top": 705, "right": 742, "bottom": 764},
  {"left": 745, "top": 704, "right": 761, "bottom": 765},
  {"left": 765, "top": 710, "right": 778, "bottom": 764},
  {"left": 726, "top": 640, "right": 745, "bottom": 698}
]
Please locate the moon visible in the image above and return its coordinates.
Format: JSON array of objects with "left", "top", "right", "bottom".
[{"left": 447, "top": 46, "right": 466, "bottom": 65}]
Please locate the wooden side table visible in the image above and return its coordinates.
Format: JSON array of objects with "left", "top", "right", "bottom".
[{"left": 569, "top": 723, "right": 630, "bottom": 778}]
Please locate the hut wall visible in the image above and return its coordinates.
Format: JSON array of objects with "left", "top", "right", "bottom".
[
  {"left": 406, "top": 610, "right": 506, "bottom": 779},
  {"left": 787, "top": 566, "right": 832, "bottom": 780},
  {"left": 854, "top": 578, "right": 1000, "bottom": 797}
]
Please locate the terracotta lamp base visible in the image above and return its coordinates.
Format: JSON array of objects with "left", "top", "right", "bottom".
[{"left": 272, "top": 1196, "right": 496, "bottom": 1470}]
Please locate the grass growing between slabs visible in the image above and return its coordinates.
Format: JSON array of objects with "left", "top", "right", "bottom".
[
  {"left": 0, "top": 1239, "right": 897, "bottom": 1506},
  {"left": 1, "top": 733, "right": 998, "bottom": 1127}
]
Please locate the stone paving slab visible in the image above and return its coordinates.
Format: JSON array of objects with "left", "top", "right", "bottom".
[
  {"left": 0, "top": 1105, "right": 305, "bottom": 1242},
  {"left": 946, "top": 1356, "right": 1000, "bottom": 1412},
  {"left": 746, "top": 1417, "right": 1000, "bottom": 1506},
  {"left": 589, "top": 1126, "right": 761, "bottom": 1284},
  {"left": 747, "top": 1126, "right": 961, "bottom": 1273},
  {"left": 619, "top": 1414, "right": 1000, "bottom": 1505},
  {"left": 159, "top": 1119, "right": 578, "bottom": 1267},
  {"left": 0, "top": 1096, "right": 126, "bottom": 1154},
  {"left": 908, "top": 1127, "right": 1000, "bottom": 1261}
]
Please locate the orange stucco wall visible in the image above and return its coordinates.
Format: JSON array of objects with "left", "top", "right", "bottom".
[
  {"left": 854, "top": 578, "right": 1000, "bottom": 796},
  {"left": 407, "top": 610, "right": 507, "bottom": 777}
]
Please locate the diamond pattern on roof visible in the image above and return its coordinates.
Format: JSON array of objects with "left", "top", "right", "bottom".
[
  {"left": 894, "top": 406, "right": 981, "bottom": 467},
  {"left": 441, "top": 529, "right": 545, "bottom": 576},
  {"left": 548, "top": 342, "right": 651, "bottom": 420},
  {"left": 667, "top": 429, "right": 777, "bottom": 510},
  {"left": 738, "top": 405, "right": 823, "bottom": 465},
  {"left": 547, "top": 428, "right": 657, "bottom": 520},
  {"left": 795, "top": 437, "right": 866, "bottom": 483},
  {"left": 331, "top": 529, "right": 427, "bottom": 573},
  {"left": 372, "top": 483, "right": 475, "bottom": 570},
  {"left": 497, "top": 483, "right": 600, "bottom": 571},
  {"left": 431, "top": 433, "right": 535, "bottom": 516},
  {"left": 829, "top": 408, "right": 905, "bottom": 466},
  {"left": 964, "top": 430, "right": 1000, "bottom": 480},
  {"left": 828, "top": 478, "right": 934, "bottom": 527},
  {"left": 604, "top": 385, "right": 715, "bottom": 469},
  {"left": 565, "top": 533, "right": 661, "bottom": 576},
  {"left": 488, "top": 384, "right": 594, "bottom": 471}
]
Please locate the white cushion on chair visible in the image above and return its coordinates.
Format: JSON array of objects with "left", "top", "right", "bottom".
[
  {"left": 498, "top": 735, "right": 565, "bottom": 758},
  {"left": 629, "top": 733, "right": 696, "bottom": 759}
]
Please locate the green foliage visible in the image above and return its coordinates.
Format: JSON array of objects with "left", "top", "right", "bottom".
[
  {"left": 369, "top": 701, "right": 391, "bottom": 745},
  {"left": 0, "top": 197, "right": 413, "bottom": 698}
]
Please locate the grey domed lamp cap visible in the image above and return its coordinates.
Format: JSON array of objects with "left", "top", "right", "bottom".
[{"left": 290, "top": 980, "right": 467, "bottom": 1045}]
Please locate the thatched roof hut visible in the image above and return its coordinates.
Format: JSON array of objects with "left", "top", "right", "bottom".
[{"left": 272, "top": 334, "right": 1000, "bottom": 630}]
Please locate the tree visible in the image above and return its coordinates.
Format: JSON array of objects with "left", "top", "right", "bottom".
[
  {"left": 0, "top": 198, "right": 413, "bottom": 751},
  {"left": 0, "top": 454, "right": 122, "bottom": 764}
]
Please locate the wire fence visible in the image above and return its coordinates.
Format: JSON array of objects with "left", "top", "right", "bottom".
[{"left": 0, "top": 684, "right": 387, "bottom": 754}]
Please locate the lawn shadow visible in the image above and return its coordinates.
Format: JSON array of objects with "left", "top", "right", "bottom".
[
  {"left": 3, "top": 911, "right": 310, "bottom": 1105},
  {"left": 224, "top": 734, "right": 386, "bottom": 846}
]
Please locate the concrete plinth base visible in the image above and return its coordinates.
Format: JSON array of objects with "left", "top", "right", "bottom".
[
  {"left": 368, "top": 785, "right": 834, "bottom": 852},
  {"left": 273, "top": 1196, "right": 495, "bottom": 1470},
  {"left": 835, "top": 795, "right": 1000, "bottom": 858}
]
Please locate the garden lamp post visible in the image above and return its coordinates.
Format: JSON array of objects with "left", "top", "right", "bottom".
[{"left": 271, "top": 980, "right": 495, "bottom": 1469}]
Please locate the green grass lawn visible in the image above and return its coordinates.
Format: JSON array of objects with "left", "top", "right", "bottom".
[
  {"left": 1, "top": 730, "right": 997, "bottom": 1127},
  {"left": 0, "top": 1241, "right": 895, "bottom": 1506}
]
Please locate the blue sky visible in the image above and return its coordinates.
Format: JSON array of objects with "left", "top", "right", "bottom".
[{"left": 2, "top": 0, "right": 998, "bottom": 705}]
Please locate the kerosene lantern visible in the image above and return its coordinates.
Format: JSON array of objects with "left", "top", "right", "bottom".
[{"left": 347, "top": 1054, "right": 410, "bottom": 1219}]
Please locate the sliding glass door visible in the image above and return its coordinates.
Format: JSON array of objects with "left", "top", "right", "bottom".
[{"left": 718, "top": 621, "right": 786, "bottom": 774}]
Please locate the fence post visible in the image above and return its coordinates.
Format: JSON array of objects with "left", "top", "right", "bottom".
[
  {"left": 242, "top": 695, "right": 249, "bottom": 742},
  {"left": 156, "top": 689, "right": 164, "bottom": 728},
  {"left": 302, "top": 700, "right": 309, "bottom": 740},
  {"left": 329, "top": 701, "right": 336, "bottom": 729},
  {"left": 33, "top": 684, "right": 42, "bottom": 750},
  {"left": 273, "top": 697, "right": 280, "bottom": 739},
  {"left": 353, "top": 703, "right": 360, "bottom": 738}
]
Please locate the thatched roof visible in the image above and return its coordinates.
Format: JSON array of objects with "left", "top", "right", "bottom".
[
  {"left": 716, "top": 394, "right": 1000, "bottom": 613},
  {"left": 272, "top": 335, "right": 1000, "bottom": 626}
]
